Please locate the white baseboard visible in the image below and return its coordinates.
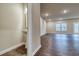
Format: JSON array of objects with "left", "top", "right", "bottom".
[
  {"left": 0, "top": 42, "right": 25, "bottom": 55},
  {"left": 40, "top": 33, "right": 47, "bottom": 36},
  {"left": 32, "top": 45, "right": 41, "bottom": 56}
]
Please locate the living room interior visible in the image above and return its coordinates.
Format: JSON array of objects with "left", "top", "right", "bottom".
[
  {"left": 35, "top": 3, "right": 79, "bottom": 56},
  {"left": 1, "top": 3, "right": 79, "bottom": 56}
]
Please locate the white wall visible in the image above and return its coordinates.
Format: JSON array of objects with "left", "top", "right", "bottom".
[
  {"left": 32, "top": 3, "right": 40, "bottom": 55},
  {"left": 47, "top": 22, "right": 55, "bottom": 33},
  {"left": 0, "top": 4, "right": 24, "bottom": 52},
  {"left": 40, "top": 17, "right": 47, "bottom": 36},
  {"left": 27, "top": 3, "right": 40, "bottom": 56}
]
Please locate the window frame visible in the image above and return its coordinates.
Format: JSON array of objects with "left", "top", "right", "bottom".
[{"left": 56, "top": 22, "right": 67, "bottom": 32}]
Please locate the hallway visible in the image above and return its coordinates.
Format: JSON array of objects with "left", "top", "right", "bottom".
[{"left": 35, "top": 33, "right": 79, "bottom": 56}]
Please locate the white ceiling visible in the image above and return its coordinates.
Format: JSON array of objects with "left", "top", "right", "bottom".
[{"left": 40, "top": 3, "right": 79, "bottom": 22}]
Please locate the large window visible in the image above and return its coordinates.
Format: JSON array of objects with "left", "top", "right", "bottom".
[
  {"left": 73, "top": 22, "right": 79, "bottom": 33},
  {"left": 56, "top": 22, "right": 67, "bottom": 31}
]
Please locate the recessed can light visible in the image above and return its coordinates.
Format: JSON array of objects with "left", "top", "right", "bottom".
[
  {"left": 63, "top": 10, "right": 67, "bottom": 13},
  {"left": 62, "top": 9, "right": 69, "bottom": 14},
  {"left": 45, "top": 13, "right": 49, "bottom": 16}
]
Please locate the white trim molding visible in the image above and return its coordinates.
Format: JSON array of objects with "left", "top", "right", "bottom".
[
  {"left": 0, "top": 42, "right": 25, "bottom": 55},
  {"left": 32, "top": 45, "right": 41, "bottom": 56}
]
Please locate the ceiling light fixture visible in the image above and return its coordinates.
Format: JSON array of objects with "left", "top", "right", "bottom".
[
  {"left": 63, "top": 10, "right": 67, "bottom": 14},
  {"left": 45, "top": 13, "right": 49, "bottom": 16},
  {"left": 62, "top": 9, "right": 69, "bottom": 14}
]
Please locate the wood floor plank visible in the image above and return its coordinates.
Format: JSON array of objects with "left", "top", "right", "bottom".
[{"left": 35, "top": 33, "right": 79, "bottom": 56}]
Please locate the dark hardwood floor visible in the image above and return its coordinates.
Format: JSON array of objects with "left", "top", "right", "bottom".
[
  {"left": 1, "top": 45, "right": 26, "bottom": 56},
  {"left": 35, "top": 33, "right": 79, "bottom": 56}
]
